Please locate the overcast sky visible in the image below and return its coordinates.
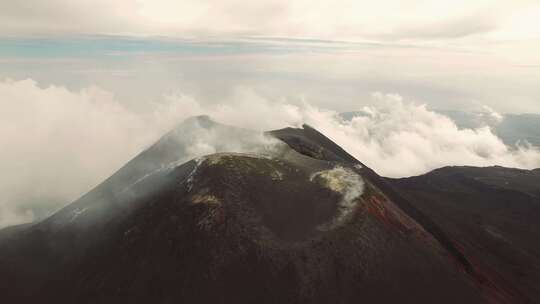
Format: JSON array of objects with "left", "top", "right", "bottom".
[
  {"left": 1, "top": 0, "right": 539, "bottom": 41},
  {"left": 0, "top": 0, "right": 539, "bottom": 113}
]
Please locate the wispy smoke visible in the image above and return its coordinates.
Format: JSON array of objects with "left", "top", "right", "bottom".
[
  {"left": 310, "top": 166, "right": 365, "bottom": 228},
  {"left": 1, "top": 79, "right": 539, "bottom": 228},
  {"left": 0, "top": 79, "right": 192, "bottom": 227}
]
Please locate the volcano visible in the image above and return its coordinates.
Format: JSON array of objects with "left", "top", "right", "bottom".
[{"left": 1, "top": 116, "right": 539, "bottom": 303}]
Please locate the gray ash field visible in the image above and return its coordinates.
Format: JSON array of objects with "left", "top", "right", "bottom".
[{"left": 1, "top": 116, "right": 539, "bottom": 303}]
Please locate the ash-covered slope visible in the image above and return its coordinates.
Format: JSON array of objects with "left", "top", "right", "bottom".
[
  {"left": 390, "top": 166, "right": 540, "bottom": 303},
  {"left": 0, "top": 118, "right": 538, "bottom": 303}
]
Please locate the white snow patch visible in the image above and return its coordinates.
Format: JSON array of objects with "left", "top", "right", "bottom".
[
  {"left": 69, "top": 207, "right": 89, "bottom": 222},
  {"left": 185, "top": 157, "right": 204, "bottom": 192}
]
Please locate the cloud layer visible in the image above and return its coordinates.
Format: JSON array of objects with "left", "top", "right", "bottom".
[
  {"left": 0, "top": 79, "right": 181, "bottom": 227},
  {"left": 1, "top": 79, "right": 539, "bottom": 228},
  {"left": 1, "top": 0, "right": 539, "bottom": 42}
]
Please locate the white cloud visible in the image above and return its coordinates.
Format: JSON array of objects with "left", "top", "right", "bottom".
[
  {"left": 1, "top": 79, "right": 539, "bottom": 228},
  {"left": 151, "top": 87, "right": 540, "bottom": 178},
  {"left": 300, "top": 93, "right": 540, "bottom": 177},
  {"left": 0, "top": 0, "right": 537, "bottom": 42},
  {"left": 0, "top": 79, "right": 194, "bottom": 227}
]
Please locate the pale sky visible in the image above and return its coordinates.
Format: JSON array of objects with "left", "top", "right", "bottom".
[
  {"left": 1, "top": 0, "right": 539, "bottom": 41},
  {"left": 0, "top": 0, "right": 539, "bottom": 113}
]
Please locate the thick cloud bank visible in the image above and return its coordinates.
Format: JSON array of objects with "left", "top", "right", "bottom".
[
  {"left": 161, "top": 89, "right": 540, "bottom": 177},
  {"left": 1, "top": 79, "right": 539, "bottom": 227},
  {"left": 303, "top": 93, "right": 540, "bottom": 177},
  {"left": 0, "top": 79, "right": 181, "bottom": 227}
]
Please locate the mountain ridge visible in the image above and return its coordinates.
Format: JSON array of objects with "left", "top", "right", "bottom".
[{"left": 1, "top": 117, "right": 538, "bottom": 303}]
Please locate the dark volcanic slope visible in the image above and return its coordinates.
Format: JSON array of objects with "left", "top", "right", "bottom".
[
  {"left": 390, "top": 166, "right": 540, "bottom": 303},
  {"left": 0, "top": 153, "right": 481, "bottom": 304},
  {"left": 1, "top": 120, "right": 538, "bottom": 303}
]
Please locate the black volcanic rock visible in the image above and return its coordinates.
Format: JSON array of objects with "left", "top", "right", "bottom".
[
  {"left": 1, "top": 118, "right": 538, "bottom": 303},
  {"left": 390, "top": 166, "right": 540, "bottom": 303}
]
